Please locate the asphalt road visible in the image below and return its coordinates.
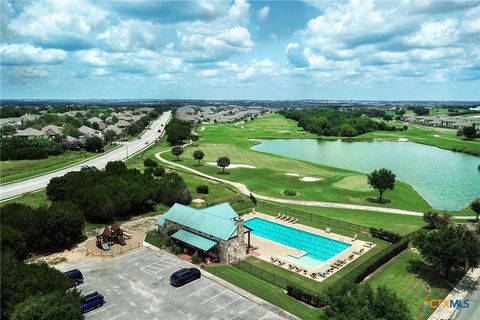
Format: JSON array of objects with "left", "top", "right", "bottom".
[{"left": 0, "top": 110, "right": 171, "bottom": 201}]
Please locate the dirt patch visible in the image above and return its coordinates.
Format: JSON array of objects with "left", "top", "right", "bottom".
[{"left": 35, "top": 214, "right": 160, "bottom": 265}]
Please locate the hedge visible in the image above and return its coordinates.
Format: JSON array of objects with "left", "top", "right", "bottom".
[
  {"left": 287, "top": 285, "right": 326, "bottom": 308},
  {"left": 369, "top": 227, "right": 401, "bottom": 243}
]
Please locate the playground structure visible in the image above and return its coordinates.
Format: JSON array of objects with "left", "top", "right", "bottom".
[{"left": 96, "top": 223, "right": 132, "bottom": 251}]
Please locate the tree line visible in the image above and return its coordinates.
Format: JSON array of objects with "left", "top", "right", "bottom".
[
  {"left": 280, "top": 108, "right": 403, "bottom": 137},
  {"left": 0, "top": 137, "right": 64, "bottom": 160},
  {"left": 46, "top": 161, "right": 191, "bottom": 223}
]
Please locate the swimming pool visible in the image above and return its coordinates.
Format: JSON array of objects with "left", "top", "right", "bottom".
[{"left": 244, "top": 217, "right": 351, "bottom": 268}]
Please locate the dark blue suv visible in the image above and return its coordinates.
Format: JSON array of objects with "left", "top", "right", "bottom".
[
  {"left": 170, "top": 268, "right": 201, "bottom": 287},
  {"left": 80, "top": 292, "right": 104, "bottom": 313}
]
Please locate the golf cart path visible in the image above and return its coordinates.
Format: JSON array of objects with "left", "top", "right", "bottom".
[{"left": 154, "top": 149, "right": 474, "bottom": 219}]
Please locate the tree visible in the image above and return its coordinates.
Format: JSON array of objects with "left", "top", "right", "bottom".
[
  {"left": 382, "top": 114, "right": 393, "bottom": 122},
  {"left": 321, "top": 283, "right": 412, "bottom": 320},
  {"left": 165, "top": 119, "right": 191, "bottom": 145},
  {"left": 193, "top": 150, "right": 204, "bottom": 165},
  {"left": 143, "top": 158, "right": 157, "bottom": 167},
  {"left": 11, "top": 291, "right": 82, "bottom": 320},
  {"left": 217, "top": 156, "right": 230, "bottom": 173},
  {"left": 85, "top": 136, "right": 104, "bottom": 152},
  {"left": 1, "top": 225, "right": 28, "bottom": 260},
  {"left": 463, "top": 126, "right": 477, "bottom": 139},
  {"left": 190, "top": 133, "right": 199, "bottom": 146},
  {"left": 471, "top": 198, "right": 480, "bottom": 222},
  {"left": 367, "top": 168, "right": 396, "bottom": 202},
  {"left": 403, "top": 125, "right": 408, "bottom": 131},
  {"left": 105, "top": 161, "right": 128, "bottom": 174},
  {"left": 156, "top": 172, "right": 191, "bottom": 206},
  {"left": 103, "top": 129, "right": 118, "bottom": 144},
  {"left": 91, "top": 122, "right": 99, "bottom": 130},
  {"left": 153, "top": 166, "right": 165, "bottom": 177},
  {"left": 423, "top": 212, "right": 450, "bottom": 229},
  {"left": 414, "top": 226, "right": 480, "bottom": 277},
  {"left": 171, "top": 146, "right": 184, "bottom": 160}
]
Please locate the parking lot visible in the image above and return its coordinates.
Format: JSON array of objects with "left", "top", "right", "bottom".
[{"left": 56, "top": 247, "right": 286, "bottom": 320}]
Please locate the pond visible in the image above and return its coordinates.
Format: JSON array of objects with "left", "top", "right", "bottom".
[{"left": 251, "top": 139, "right": 480, "bottom": 211}]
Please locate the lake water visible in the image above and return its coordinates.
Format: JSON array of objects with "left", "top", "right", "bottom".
[{"left": 251, "top": 139, "right": 480, "bottom": 211}]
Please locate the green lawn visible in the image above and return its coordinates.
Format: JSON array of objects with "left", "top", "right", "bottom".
[
  {"left": 0, "top": 144, "right": 120, "bottom": 184},
  {"left": 358, "top": 124, "right": 480, "bottom": 156},
  {"left": 257, "top": 201, "right": 426, "bottom": 235},
  {"left": 160, "top": 114, "right": 432, "bottom": 212},
  {"left": 366, "top": 250, "right": 458, "bottom": 320},
  {"left": 0, "top": 189, "right": 51, "bottom": 208},
  {"left": 205, "top": 265, "right": 323, "bottom": 320}
]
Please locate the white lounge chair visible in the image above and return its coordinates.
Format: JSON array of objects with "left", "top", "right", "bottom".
[
  {"left": 283, "top": 215, "right": 290, "bottom": 221},
  {"left": 276, "top": 213, "right": 281, "bottom": 219},
  {"left": 351, "top": 234, "right": 357, "bottom": 241},
  {"left": 292, "top": 218, "right": 298, "bottom": 224},
  {"left": 325, "top": 227, "right": 331, "bottom": 233},
  {"left": 288, "top": 216, "right": 295, "bottom": 223}
]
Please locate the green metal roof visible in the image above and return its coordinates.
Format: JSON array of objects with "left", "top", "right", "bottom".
[
  {"left": 155, "top": 203, "right": 238, "bottom": 241},
  {"left": 201, "top": 203, "right": 238, "bottom": 219},
  {"left": 171, "top": 229, "right": 216, "bottom": 251}
]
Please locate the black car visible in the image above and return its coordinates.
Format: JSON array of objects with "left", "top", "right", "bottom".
[
  {"left": 64, "top": 269, "right": 83, "bottom": 286},
  {"left": 170, "top": 268, "right": 201, "bottom": 287}
]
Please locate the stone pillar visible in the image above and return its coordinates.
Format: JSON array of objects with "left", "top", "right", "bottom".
[{"left": 234, "top": 217, "right": 245, "bottom": 245}]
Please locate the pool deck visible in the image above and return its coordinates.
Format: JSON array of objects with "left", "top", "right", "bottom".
[{"left": 243, "top": 212, "right": 375, "bottom": 282}]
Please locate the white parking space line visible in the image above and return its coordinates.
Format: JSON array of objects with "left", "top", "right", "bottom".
[
  {"left": 230, "top": 304, "right": 256, "bottom": 320},
  {"left": 258, "top": 312, "right": 272, "bottom": 320},
  {"left": 187, "top": 283, "right": 215, "bottom": 297},
  {"left": 200, "top": 289, "right": 228, "bottom": 305},
  {"left": 85, "top": 304, "right": 117, "bottom": 317},
  {"left": 176, "top": 278, "right": 206, "bottom": 290},
  {"left": 127, "top": 252, "right": 153, "bottom": 262},
  {"left": 140, "top": 260, "right": 180, "bottom": 275},
  {"left": 107, "top": 311, "right": 127, "bottom": 320},
  {"left": 213, "top": 297, "right": 242, "bottom": 313}
]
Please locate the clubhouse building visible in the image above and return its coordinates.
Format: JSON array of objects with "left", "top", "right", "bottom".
[{"left": 156, "top": 203, "right": 250, "bottom": 263}]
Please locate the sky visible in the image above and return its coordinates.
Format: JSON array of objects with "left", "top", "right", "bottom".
[{"left": 1, "top": 0, "right": 479, "bottom": 100}]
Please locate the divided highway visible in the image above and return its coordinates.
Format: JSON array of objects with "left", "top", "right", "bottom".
[{"left": 0, "top": 110, "right": 172, "bottom": 201}]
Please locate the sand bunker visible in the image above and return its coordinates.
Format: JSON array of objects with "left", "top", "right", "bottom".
[
  {"left": 206, "top": 162, "right": 256, "bottom": 169},
  {"left": 433, "top": 135, "right": 439, "bottom": 137},
  {"left": 300, "top": 177, "right": 321, "bottom": 182},
  {"left": 286, "top": 173, "right": 300, "bottom": 177}
]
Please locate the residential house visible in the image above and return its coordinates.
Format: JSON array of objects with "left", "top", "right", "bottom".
[
  {"left": 156, "top": 203, "right": 249, "bottom": 263},
  {"left": 41, "top": 124, "right": 62, "bottom": 137},
  {"left": 78, "top": 125, "right": 101, "bottom": 137},
  {"left": 14, "top": 127, "right": 48, "bottom": 139},
  {"left": 116, "top": 119, "right": 131, "bottom": 129}
]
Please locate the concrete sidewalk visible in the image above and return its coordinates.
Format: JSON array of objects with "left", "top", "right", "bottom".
[{"left": 428, "top": 267, "right": 480, "bottom": 320}]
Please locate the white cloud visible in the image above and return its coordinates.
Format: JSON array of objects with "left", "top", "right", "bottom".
[
  {"left": 8, "top": 0, "right": 108, "bottom": 50},
  {"left": 229, "top": 0, "right": 250, "bottom": 25},
  {"left": 158, "top": 73, "right": 174, "bottom": 81},
  {"left": 1, "top": 44, "right": 68, "bottom": 66},
  {"left": 237, "top": 66, "right": 255, "bottom": 80},
  {"left": 258, "top": 6, "right": 270, "bottom": 21},
  {"left": 98, "top": 20, "right": 157, "bottom": 52},
  {"left": 196, "top": 69, "right": 221, "bottom": 77}
]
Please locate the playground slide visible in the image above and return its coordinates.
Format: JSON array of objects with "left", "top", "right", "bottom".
[{"left": 101, "top": 243, "right": 110, "bottom": 251}]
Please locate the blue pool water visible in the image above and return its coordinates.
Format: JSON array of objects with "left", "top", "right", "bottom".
[{"left": 244, "top": 218, "right": 351, "bottom": 268}]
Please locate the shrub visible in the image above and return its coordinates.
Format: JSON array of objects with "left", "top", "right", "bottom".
[
  {"left": 143, "top": 158, "right": 157, "bottom": 167},
  {"left": 144, "top": 167, "right": 154, "bottom": 176},
  {"left": 172, "top": 244, "right": 183, "bottom": 254},
  {"left": 369, "top": 228, "right": 401, "bottom": 243},
  {"left": 191, "top": 252, "right": 201, "bottom": 264},
  {"left": 283, "top": 189, "right": 297, "bottom": 196},
  {"left": 196, "top": 185, "right": 209, "bottom": 194},
  {"left": 153, "top": 166, "right": 165, "bottom": 177},
  {"left": 287, "top": 285, "right": 326, "bottom": 307}
]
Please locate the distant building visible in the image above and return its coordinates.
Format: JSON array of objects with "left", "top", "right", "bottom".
[
  {"left": 156, "top": 203, "right": 249, "bottom": 263},
  {"left": 14, "top": 127, "right": 48, "bottom": 139},
  {"left": 78, "top": 125, "right": 101, "bottom": 137},
  {"left": 116, "top": 119, "right": 131, "bottom": 129},
  {"left": 41, "top": 124, "right": 62, "bottom": 137}
]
